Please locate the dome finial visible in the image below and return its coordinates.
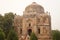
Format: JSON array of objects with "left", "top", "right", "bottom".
[
  {"left": 32, "top": 2, "right": 37, "bottom": 5},
  {"left": 32, "top": 2, "right": 36, "bottom": 3}
]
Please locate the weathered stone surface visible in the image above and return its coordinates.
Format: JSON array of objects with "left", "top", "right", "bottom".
[{"left": 13, "top": 2, "right": 52, "bottom": 40}]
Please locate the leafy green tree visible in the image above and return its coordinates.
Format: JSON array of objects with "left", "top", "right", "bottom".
[
  {"left": 0, "top": 14, "right": 4, "bottom": 29},
  {"left": 0, "top": 12, "right": 16, "bottom": 40},
  {"left": 7, "top": 28, "right": 18, "bottom": 40},
  {"left": 0, "top": 27, "right": 5, "bottom": 40},
  {"left": 30, "top": 32, "right": 38, "bottom": 40},
  {"left": 3, "top": 12, "right": 14, "bottom": 38},
  {"left": 52, "top": 30, "right": 60, "bottom": 40}
]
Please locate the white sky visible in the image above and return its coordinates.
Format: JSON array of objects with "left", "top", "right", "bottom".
[{"left": 0, "top": 0, "right": 60, "bottom": 30}]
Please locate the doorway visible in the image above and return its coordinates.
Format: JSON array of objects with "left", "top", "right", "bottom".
[{"left": 28, "top": 29, "right": 32, "bottom": 36}]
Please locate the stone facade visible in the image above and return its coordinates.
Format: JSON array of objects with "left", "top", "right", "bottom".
[{"left": 13, "top": 2, "right": 52, "bottom": 40}]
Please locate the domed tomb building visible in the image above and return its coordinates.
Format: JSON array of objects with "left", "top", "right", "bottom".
[{"left": 14, "top": 2, "right": 52, "bottom": 40}]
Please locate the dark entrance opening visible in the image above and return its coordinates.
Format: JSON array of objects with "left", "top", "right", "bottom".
[
  {"left": 28, "top": 29, "right": 32, "bottom": 36},
  {"left": 38, "top": 28, "right": 40, "bottom": 34},
  {"left": 20, "top": 29, "right": 22, "bottom": 34}
]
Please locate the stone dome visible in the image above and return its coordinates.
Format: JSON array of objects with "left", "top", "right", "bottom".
[{"left": 25, "top": 2, "right": 44, "bottom": 13}]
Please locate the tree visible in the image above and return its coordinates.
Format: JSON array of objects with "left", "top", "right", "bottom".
[
  {"left": 3, "top": 12, "right": 14, "bottom": 38},
  {"left": 30, "top": 32, "right": 38, "bottom": 40},
  {"left": 0, "top": 12, "right": 16, "bottom": 40},
  {"left": 0, "top": 14, "right": 4, "bottom": 29},
  {"left": 0, "top": 27, "right": 5, "bottom": 40},
  {"left": 7, "top": 28, "right": 18, "bottom": 40},
  {"left": 52, "top": 30, "right": 60, "bottom": 40}
]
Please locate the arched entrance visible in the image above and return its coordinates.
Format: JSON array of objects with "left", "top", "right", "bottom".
[{"left": 28, "top": 29, "right": 32, "bottom": 36}]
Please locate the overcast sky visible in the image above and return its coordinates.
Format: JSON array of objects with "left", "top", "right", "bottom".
[{"left": 0, "top": 0, "right": 60, "bottom": 30}]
